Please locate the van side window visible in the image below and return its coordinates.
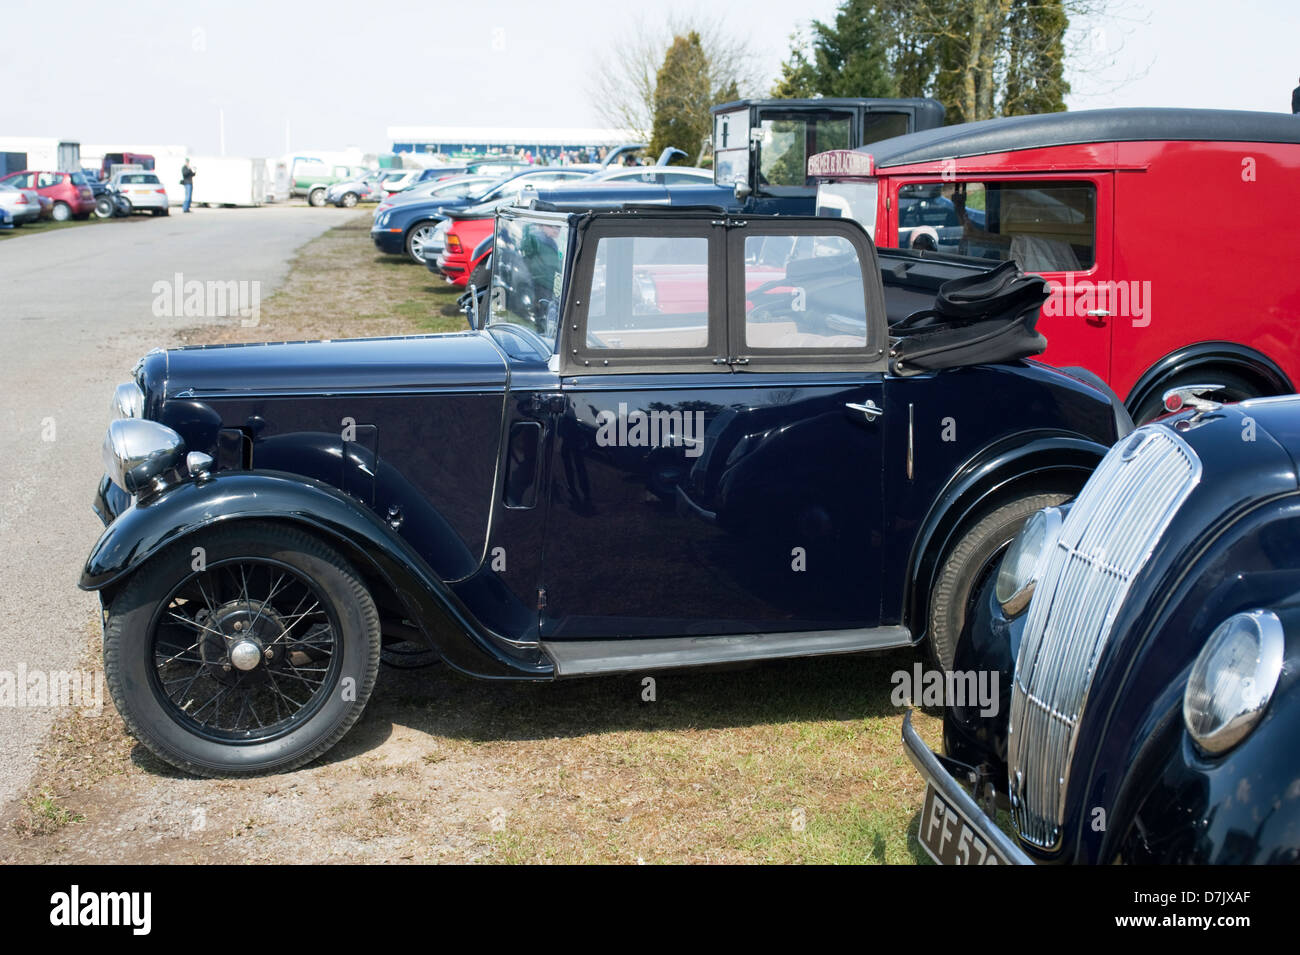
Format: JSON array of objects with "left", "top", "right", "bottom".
[{"left": 897, "top": 181, "right": 1096, "bottom": 271}]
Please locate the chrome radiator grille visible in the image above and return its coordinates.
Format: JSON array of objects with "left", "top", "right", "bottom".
[{"left": 1007, "top": 426, "right": 1200, "bottom": 848}]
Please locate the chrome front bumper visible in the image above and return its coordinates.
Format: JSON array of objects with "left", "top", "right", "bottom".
[{"left": 901, "top": 710, "right": 1032, "bottom": 865}]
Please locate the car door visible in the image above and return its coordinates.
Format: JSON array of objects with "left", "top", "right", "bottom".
[{"left": 539, "top": 214, "right": 888, "bottom": 640}]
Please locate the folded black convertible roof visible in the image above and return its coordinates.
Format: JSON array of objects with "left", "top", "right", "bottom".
[{"left": 861, "top": 108, "right": 1300, "bottom": 168}]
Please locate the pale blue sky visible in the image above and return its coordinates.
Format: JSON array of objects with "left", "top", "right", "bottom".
[{"left": 1, "top": 0, "right": 1295, "bottom": 156}]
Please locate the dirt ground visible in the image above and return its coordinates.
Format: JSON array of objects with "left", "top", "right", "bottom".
[{"left": 1, "top": 210, "right": 944, "bottom": 864}]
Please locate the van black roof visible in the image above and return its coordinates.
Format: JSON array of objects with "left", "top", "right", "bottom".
[{"left": 861, "top": 108, "right": 1300, "bottom": 168}]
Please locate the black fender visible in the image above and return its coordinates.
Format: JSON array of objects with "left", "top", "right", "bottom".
[
  {"left": 79, "top": 471, "right": 553, "bottom": 681},
  {"left": 1125, "top": 342, "right": 1292, "bottom": 415},
  {"left": 902, "top": 430, "right": 1108, "bottom": 644},
  {"left": 1117, "top": 674, "right": 1300, "bottom": 864}
]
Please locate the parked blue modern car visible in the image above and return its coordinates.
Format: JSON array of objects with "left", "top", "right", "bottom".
[{"left": 371, "top": 167, "right": 593, "bottom": 262}]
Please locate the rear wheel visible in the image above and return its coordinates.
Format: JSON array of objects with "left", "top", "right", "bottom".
[
  {"left": 94, "top": 196, "right": 114, "bottom": 218},
  {"left": 927, "top": 492, "right": 1071, "bottom": 671},
  {"left": 308, "top": 188, "right": 327, "bottom": 207},
  {"left": 103, "top": 522, "right": 381, "bottom": 777},
  {"left": 467, "top": 258, "right": 491, "bottom": 292},
  {"left": 1131, "top": 369, "right": 1261, "bottom": 424},
  {"left": 51, "top": 201, "right": 72, "bottom": 222}
]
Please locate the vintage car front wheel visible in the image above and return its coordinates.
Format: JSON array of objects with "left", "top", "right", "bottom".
[
  {"left": 102, "top": 522, "right": 381, "bottom": 777},
  {"left": 927, "top": 492, "right": 1071, "bottom": 671}
]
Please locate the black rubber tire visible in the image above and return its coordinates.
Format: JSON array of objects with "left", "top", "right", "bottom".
[
  {"left": 308, "top": 188, "right": 327, "bottom": 207},
  {"left": 340, "top": 192, "right": 358, "bottom": 208},
  {"left": 1131, "top": 370, "right": 1261, "bottom": 424},
  {"left": 51, "top": 201, "right": 72, "bottom": 222},
  {"left": 928, "top": 492, "right": 1072, "bottom": 671},
  {"left": 467, "top": 259, "right": 490, "bottom": 293},
  {"left": 151, "top": 208, "right": 165, "bottom": 217},
  {"left": 103, "top": 522, "right": 381, "bottom": 778}
]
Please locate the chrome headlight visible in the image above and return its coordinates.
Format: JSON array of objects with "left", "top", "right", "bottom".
[
  {"left": 375, "top": 211, "right": 391, "bottom": 228},
  {"left": 1184, "top": 610, "right": 1285, "bottom": 755},
  {"left": 111, "top": 381, "right": 144, "bottom": 420},
  {"left": 102, "top": 419, "right": 184, "bottom": 494},
  {"left": 995, "top": 505, "right": 1066, "bottom": 618}
]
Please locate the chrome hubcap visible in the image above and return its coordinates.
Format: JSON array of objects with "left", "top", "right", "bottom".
[{"left": 230, "top": 640, "right": 262, "bottom": 671}]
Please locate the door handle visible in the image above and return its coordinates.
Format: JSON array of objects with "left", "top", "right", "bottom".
[
  {"left": 1085, "top": 309, "right": 1110, "bottom": 327},
  {"left": 846, "top": 400, "right": 882, "bottom": 423}
]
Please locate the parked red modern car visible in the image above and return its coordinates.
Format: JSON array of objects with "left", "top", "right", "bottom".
[
  {"left": 436, "top": 208, "right": 496, "bottom": 287},
  {"left": 0, "top": 169, "right": 96, "bottom": 220},
  {"left": 812, "top": 108, "right": 1300, "bottom": 421}
]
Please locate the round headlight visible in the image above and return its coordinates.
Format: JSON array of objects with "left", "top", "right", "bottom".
[
  {"left": 111, "top": 381, "right": 144, "bottom": 420},
  {"left": 101, "top": 419, "right": 184, "bottom": 494},
  {"left": 1184, "top": 610, "right": 1284, "bottom": 755},
  {"left": 995, "top": 506, "right": 1065, "bottom": 618}
]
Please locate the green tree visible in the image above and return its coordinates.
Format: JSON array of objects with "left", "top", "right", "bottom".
[
  {"left": 771, "top": 31, "right": 820, "bottom": 98},
  {"left": 772, "top": 0, "right": 1084, "bottom": 124},
  {"left": 649, "top": 32, "right": 737, "bottom": 163},
  {"left": 811, "top": 0, "right": 898, "bottom": 98},
  {"left": 1002, "top": 0, "right": 1070, "bottom": 115}
]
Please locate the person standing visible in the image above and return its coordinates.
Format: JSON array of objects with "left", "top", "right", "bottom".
[{"left": 181, "top": 159, "right": 196, "bottom": 213}]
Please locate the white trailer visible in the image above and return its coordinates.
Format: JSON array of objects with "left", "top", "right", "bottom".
[
  {"left": 187, "top": 156, "right": 268, "bottom": 207},
  {"left": 0, "top": 137, "right": 81, "bottom": 171}
]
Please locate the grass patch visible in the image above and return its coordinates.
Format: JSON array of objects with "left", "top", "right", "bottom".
[
  {"left": 13, "top": 792, "right": 84, "bottom": 836},
  {"left": 182, "top": 211, "right": 465, "bottom": 346}
]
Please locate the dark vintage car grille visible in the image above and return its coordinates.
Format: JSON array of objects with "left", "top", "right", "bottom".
[{"left": 1007, "top": 426, "right": 1201, "bottom": 848}]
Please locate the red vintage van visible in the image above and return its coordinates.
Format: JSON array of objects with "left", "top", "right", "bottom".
[{"left": 811, "top": 109, "right": 1300, "bottom": 420}]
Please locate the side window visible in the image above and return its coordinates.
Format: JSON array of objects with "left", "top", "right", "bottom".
[
  {"left": 742, "top": 234, "right": 868, "bottom": 350},
  {"left": 897, "top": 180, "right": 1096, "bottom": 271},
  {"left": 10, "top": 173, "right": 34, "bottom": 188},
  {"left": 37, "top": 173, "right": 62, "bottom": 188},
  {"left": 758, "top": 114, "right": 852, "bottom": 187},
  {"left": 586, "top": 236, "right": 711, "bottom": 350}
]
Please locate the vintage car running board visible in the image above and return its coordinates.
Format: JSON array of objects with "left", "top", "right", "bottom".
[{"left": 542, "top": 627, "right": 912, "bottom": 677}]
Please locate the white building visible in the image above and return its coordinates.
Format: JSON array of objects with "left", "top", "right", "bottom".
[{"left": 387, "top": 126, "right": 639, "bottom": 161}]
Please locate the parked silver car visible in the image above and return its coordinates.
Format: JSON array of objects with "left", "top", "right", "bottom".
[
  {"left": 0, "top": 181, "right": 43, "bottom": 224},
  {"left": 108, "top": 171, "right": 170, "bottom": 215}
]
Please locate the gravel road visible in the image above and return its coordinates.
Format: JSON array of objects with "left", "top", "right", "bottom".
[{"left": 0, "top": 206, "right": 351, "bottom": 803}]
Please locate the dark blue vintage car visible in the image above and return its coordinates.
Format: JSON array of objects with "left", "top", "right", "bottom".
[
  {"left": 82, "top": 206, "right": 1129, "bottom": 777},
  {"left": 906, "top": 390, "right": 1300, "bottom": 864}
]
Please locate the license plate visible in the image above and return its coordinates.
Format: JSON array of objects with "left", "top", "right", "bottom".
[
  {"left": 134, "top": 189, "right": 151, "bottom": 195},
  {"left": 918, "top": 783, "right": 1009, "bottom": 865}
]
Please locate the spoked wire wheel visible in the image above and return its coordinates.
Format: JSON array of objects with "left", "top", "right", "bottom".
[{"left": 149, "top": 557, "right": 343, "bottom": 742}]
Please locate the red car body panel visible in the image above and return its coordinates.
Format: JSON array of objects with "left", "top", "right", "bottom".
[
  {"left": 819, "top": 131, "right": 1300, "bottom": 407},
  {"left": 0, "top": 170, "right": 96, "bottom": 217},
  {"left": 440, "top": 215, "right": 494, "bottom": 285}
]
